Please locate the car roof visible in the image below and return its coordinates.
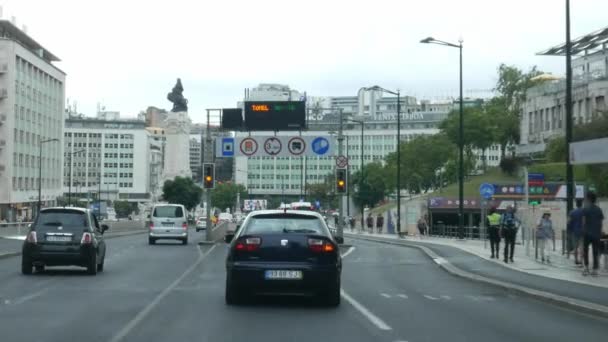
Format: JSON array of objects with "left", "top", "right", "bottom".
[
  {"left": 153, "top": 203, "right": 184, "bottom": 207},
  {"left": 248, "top": 209, "right": 323, "bottom": 219},
  {"left": 42, "top": 207, "right": 89, "bottom": 214}
]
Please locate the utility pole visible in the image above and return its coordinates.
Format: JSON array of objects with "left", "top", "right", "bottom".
[
  {"left": 396, "top": 90, "right": 401, "bottom": 236},
  {"left": 565, "top": 0, "right": 574, "bottom": 215}
]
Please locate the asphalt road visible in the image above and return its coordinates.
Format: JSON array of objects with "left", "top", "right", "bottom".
[{"left": 0, "top": 231, "right": 606, "bottom": 342}]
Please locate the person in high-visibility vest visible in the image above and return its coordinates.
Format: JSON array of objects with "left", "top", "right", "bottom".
[{"left": 486, "top": 207, "right": 502, "bottom": 259}]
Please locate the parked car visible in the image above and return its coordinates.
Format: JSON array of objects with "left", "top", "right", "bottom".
[
  {"left": 217, "top": 213, "right": 234, "bottom": 225},
  {"left": 148, "top": 203, "right": 189, "bottom": 245},
  {"left": 21, "top": 207, "right": 108, "bottom": 275},
  {"left": 196, "top": 217, "right": 207, "bottom": 232}
]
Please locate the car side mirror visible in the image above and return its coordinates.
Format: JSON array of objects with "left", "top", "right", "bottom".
[
  {"left": 224, "top": 233, "right": 235, "bottom": 243},
  {"left": 334, "top": 236, "right": 344, "bottom": 244},
  {"left": 101, "top": 224, "right": 109, "bottom": 233}
]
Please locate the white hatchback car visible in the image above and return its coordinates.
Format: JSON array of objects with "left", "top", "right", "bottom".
[
  {"left": 148, "top": 204, "right": 189, "bottom": 245},
  {"left": 196, "top": 217, "right": 207, "bottom": 232}
]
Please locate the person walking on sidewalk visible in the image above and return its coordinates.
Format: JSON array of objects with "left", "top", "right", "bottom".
[
  {"left": 417, "top": 216, "right": 428, "bottom": 237},
  {"left": 536, "top": 212, "right": 555, "bottom": 263},
  {"left": 376, "top": 213, "right": 384, "bottom": 234},
  {"left": 486, "top": 207, "right": 502, "bottom": 259},
  {"left": 568, "top": 199, "right": 584, "bottom": 266},
  {"left": 366, "top": 214, "right": 374, "bottom": 234},
  {"left": 501, "top": 205, "right": 519, "bottom": 263},
  {"left": 582, "top": 192, "right": 604, "bottom": 276}
]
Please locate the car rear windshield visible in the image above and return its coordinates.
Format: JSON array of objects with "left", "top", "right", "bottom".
[
  {"left": 153, "top": 206, "right": 184, "bottom": 218},
  {"left": 36, "top": 210, "right": 88, "bottom": 231},
  {"left": 244, "top": 214, "right": 326, "bottom": 235}
]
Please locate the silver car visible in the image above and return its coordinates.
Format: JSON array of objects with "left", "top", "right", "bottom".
[{"left": 148, "top": 204, "right": 189, "bottom": 245}]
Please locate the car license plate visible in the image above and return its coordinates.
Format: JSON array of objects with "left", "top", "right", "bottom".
[
  {"left": 264, "top": 270, "right": 302, "bottom": 280},
  {"left": 46, "top": 236, "right": 72, "bottom": 242}
]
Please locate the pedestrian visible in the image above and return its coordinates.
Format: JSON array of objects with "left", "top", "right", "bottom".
[
  {"left": 334, "top": 215, "right": 339, "bottom": 228},
  {"left": 417, "top": 216, "right": 428, "bottom": 237},
  {"left": 349, "top": 216, "right": 355, "bottom": 231},
  {"left": 582, "top": 192, "right": 604, "bottom": 276},
  {"left": 366, "top": 214, "right": 374, "bottom": 234},
  {"left": 376, "top": 213, "right": 384, "bottom": 234},
  {"left": 501, "top": 205, "right": 519, "bottom": 263},
  {"left": 486, "top": 207, "right": 501, "bottom": 259},
  {"left": 536, "top": 212, "right": 554, "bottom": 263},
  {"left": 567, "top": 199, "right": 584, "bottom": 266}
]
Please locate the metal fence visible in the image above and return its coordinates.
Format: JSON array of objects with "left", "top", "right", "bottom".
[{"left": 429, "top": 225, "right": 487, "bottom": 240}]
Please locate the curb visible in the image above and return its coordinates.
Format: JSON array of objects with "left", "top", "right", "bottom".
[
  {"left": 347, "top": 233, "right": 608, "bottom": 319},
  {"left": 0, "top": 230, "right": 148, "bottom": 260}
]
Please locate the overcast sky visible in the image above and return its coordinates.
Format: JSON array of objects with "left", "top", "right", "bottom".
[{"left": 2, "top": 0, "right": 607, "bottom": 123}]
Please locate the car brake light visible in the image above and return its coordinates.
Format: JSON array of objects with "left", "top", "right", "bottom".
[
  {"left": 182, "top": 222, "right": 188, "bottom": 229},
  {"left": 235, "top": 237, "right": 261, "bottom": 252},
  {"left": 308, "top": 238, "right": 335, "bottom": 253},
  {"left": 81, "top": 232, "right": 93, "bottom": 244},
  {"left": 149, "top": 222, "right": 154, "bottom": 229},
  {"left": 26, "top": 231, "right": 37, "bottom": 244}
]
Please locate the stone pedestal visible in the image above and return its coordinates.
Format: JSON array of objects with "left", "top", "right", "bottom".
[{"left": 163, "top": 111, "right": 192, "bottom": 180}]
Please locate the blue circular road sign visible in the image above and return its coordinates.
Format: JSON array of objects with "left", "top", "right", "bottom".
[
  {"left": 311, "top": 137, "right": 330, "bottom": 155},
  {"left": 479, "top": 183, "right": 495, "bottom": 199}
]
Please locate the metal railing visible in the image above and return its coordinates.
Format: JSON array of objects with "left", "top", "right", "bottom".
[
  {"left": 0, "top": 221, "right": 33, "bottom": 236},
  {"left": 429, "top": 225, "right": 487, "bottom": 240}
]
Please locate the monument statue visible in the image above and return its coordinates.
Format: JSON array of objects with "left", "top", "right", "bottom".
[{"left": 167, "top": 78, "right": 188, "bottom": 112}]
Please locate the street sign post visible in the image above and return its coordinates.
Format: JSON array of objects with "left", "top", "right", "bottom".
[
  {"left": 479, "top": 183, "right": 495, "bottom": 200},
  {"left": 335, "top": 155, "right": 348, "bottom": 168}
]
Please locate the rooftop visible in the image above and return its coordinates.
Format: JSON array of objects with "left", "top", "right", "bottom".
[
  {"left": 538, "top": 25, "right": 608, "bottom": 56},
  {"left": 0, "top": 20, "right": 60, "bottom": 62}
]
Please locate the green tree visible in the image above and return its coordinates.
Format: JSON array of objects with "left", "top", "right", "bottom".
[
  {"left": 351, "top": 162, "right": 389, "bottom": 209},
  {"left": 113, "top": 200, "right": 134, "bottom": 218},
  {"left": 162, "top": 176, "right": 203, "bottom": 211},
  {"left": 492, "top": 64, "right": 544, "bottom": 157},
  {"left": 545, "top": 136, "right": 567, "bottom": 162},
  {"left": 211, "top": 182, "right": 247, "bottom": 212}
]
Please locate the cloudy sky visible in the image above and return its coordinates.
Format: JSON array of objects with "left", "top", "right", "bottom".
[{"left": 2, "top": 0, "right": 607, "bottom": 123}]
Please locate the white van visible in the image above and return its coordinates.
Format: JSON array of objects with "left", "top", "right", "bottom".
[{"left": 148, "top": 204, "right": 189, "bottom": 245}]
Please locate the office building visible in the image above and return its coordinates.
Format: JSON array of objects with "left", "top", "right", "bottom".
[
  {"left": 189, "top": 137, "right": 201, "bottom": 181},
  {"left": 0, "top": 20, "right": 66, "bottom": 221},
  {"left": 64, "top": 117, "right": 161, "bottom": 204},
  {"left": 518, "top": 26, "right": 608, "bottom": 156}
]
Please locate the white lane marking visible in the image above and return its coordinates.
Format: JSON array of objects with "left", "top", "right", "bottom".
[
  {"left": 341, "top": 289, "right": 392, "bottom": 331},
  {"left": 380, "top": 293, "right": 391, "bottom": 298},
  {"left": 433, "top": 257, "right": 447, "bottom": 265},
  {"left": 107, "top": 244, "right": 217, "bottom": 342},
  {"left": 440, "top": 295, "right": 451, "bottom": 300},
  {"left": 424, "top": 295, "right": 439, "bottom": 300},
  {"left": 341, "top": 246, "right": 356, "bottom": 258},
  {"left": 12, "top": 288, "right": 48, "bottom": 305},
  {"left": 397, "top": 294, "right": 408, "bottom": 299}
]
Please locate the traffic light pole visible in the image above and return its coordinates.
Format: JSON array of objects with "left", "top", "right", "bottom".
[
  {"left": 337, "top": 108, "right": 344, "bottom": 238},
  {"left": 205, "top": 109, "right": 213, "bottom": 242}
]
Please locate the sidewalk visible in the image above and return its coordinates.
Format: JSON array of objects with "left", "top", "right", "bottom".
[{"left": 345, "top": 229, "right": 608, "bottom": 289}]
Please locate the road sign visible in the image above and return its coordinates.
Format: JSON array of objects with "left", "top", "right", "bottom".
[
  {"left": 239, "top": 138, "right": 258, "bottom": 156},
  {"left": 479, "top": 183, "right": 495, "bottom": 199},
  {"left": 263, "top": 137, "right": 282, "bottom": 156},
  {"left": 528, "top": 173, "right": 545, "bottom": 186},
  {"left": 311, "top": 137, "right": 330, "bottom": 155},
  {"left": 217, "top": 136, "right": 334, "bottom": 157},
  {"left": 288, "top": 137, "right": 306, "bottom": 155},
  {"left": 336, "top": 155, "right": 348, "bottom": 168},
  {"left": 221, "top": 138, "right": 234, "bottom": 157}
]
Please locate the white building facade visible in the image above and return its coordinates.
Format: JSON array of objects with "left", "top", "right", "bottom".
[
  {"left": 64, "top": 118, "right": 160, "bottom": 204},
  {"left": 0, "top": 20, "right": 66, "bottom": 221}
]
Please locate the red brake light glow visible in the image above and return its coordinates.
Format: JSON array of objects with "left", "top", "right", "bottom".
[
  {"left": 26, "top": 231, "right": 37, "bottom": 244},
  {"left": 149, "top": 222, "right": 154, "bottom": 229},
  {"left": 235, "top": 237, "right": 261, "bottom": 252},
  {"left": 81, "top": 232, "right": 93, "bottom": 244},
  {"left": 308, "top": 238, "right": 335, "bottom": 253},
  {"left": 182, "top": 222, "right": 188, "bottom": 229}
]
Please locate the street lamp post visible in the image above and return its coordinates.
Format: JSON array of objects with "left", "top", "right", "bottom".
[
  {"left": 67, "top": 149, "right": 86, "bottom": 206},
  {"left": 38, "top": 138, "right": 59, "bottom": 214},
  {"left": 365, "top": 86, "right": 401, "bottom": 236},
  {"left": 420, "top": 37, "right": 465, "bottom": 239}
]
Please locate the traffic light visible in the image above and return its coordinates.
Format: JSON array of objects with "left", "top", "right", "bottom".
[
  {"left": 203, "top": 163, "right": 215, "bottom": 189},
  {"left": 336, "top": 169, "right": 347, "bottom": 193}
]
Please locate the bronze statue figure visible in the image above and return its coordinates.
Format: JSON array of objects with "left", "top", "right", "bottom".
[{"left": 167, "top": 78, "right": 188, "bottom": 112}]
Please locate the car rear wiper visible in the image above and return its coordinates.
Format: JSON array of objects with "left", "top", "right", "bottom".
[{"left": 42, "top": 222, "right": 63, "bottom": 226}]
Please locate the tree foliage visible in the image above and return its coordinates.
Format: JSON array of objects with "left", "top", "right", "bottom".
[
  {"left": 210, "top": 182, "right": 247, "bottom": 212},
  {"left": 351, "top": 162, "right": 389, "bottom": 208},
  {"left": 113, "top": 200, "right": 136, "bottom": 218},
  {"left": 162, "top": 176, "right": 203, "bottom": 211}
]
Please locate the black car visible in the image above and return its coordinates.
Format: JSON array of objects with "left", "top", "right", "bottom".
[
  {"left": 224, "top": 210, "right": 342, "bottom": 306},
  {"left": 22, "top": 207, "right": 108, "bottom": 275}
]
